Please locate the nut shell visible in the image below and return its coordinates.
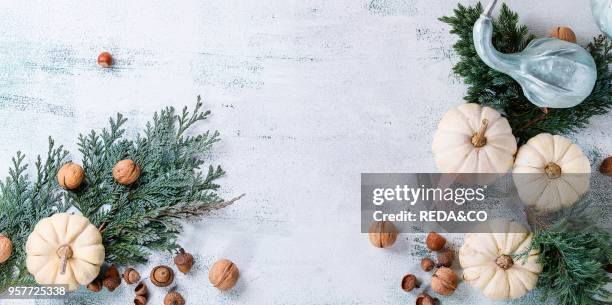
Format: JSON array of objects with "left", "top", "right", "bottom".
[
  {"left": 436, "top": 248, "right": 455, "bottom": 268},
  {"left": 600, "top": 156, "right": 612, "bottom": 176},
  {"left": 134, "top": 282, "right": 148, "bottom": 296},
  {"left": 113, "top": 159, "right": 141, "bottom": 185},
  {"left": 420, "top": 258, "right": 435, "bottom": 272},
  {"left": 164, "top": 291, "right": 185, "bottom": 305},
  {"left": 426, "top": 232, "right": 446, "bottom": 251},
  {"left": 134, "top": 295, "right": 147, "bottom": 305},
  {"left": 174, "top": 248, "right": 194, "bottom": 274},
  {"left": 431, "top": 267, "right": 457, "bottom": 296},
  {"left": 401, "top": 274, "right": 419, "bottom": 292},
  {"left": 98, "top": 52, "right": 113, "bottom": 68},
  {"left": 151, "top": 265, "right": 174, "bottom": 287},
  {"left": 368, "top": 221, "right": 398, "bottom": 248},
  {"left": 0, "top": 234, "right": 13, "bottom": 263},
  {"left": 102, "top": 265, "right": 122, "bottom": 292},
  {"left": 416, "top": 293, "right": 437, "bottom": 305},
  {"left": 123, "top": 268, "right": 141, "bottom": 284},
  {"left": 87, "top": 279, "right": 102, "bottom": 292},
  {"left": 57, "top": 162, "right": 85, "bottom": 190},
  {"left": 209, "top": 258, "right": 239, "bottom": 291},
  {"left": 549, "top": 26, "right": 577, "bottom": 43}
]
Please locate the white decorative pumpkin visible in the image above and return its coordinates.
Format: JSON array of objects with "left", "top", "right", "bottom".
[
  {"left": 432, "top": 103, "right": 517, "bottom": 175},
  {"left": 26, "top": 213, "right": 105, "bottom": 291},
  {"left": 513, "top": 133, "right": 590, "bottom": 213},
  {"left": 459, "top": 220, "right": 542, "bottom": 300}
]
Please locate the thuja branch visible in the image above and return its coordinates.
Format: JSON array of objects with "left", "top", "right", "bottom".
[{"left": 440, "top": 3, "right": 612, "bottom": 144}]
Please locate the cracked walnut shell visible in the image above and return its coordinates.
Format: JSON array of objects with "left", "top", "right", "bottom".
[{"left": 209, "top": 258, "right": 239, "bottom": 291}]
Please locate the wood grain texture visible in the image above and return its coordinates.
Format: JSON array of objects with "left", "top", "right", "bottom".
[{"left": 0, "top": 1, "right": 608, "bottom": 304}]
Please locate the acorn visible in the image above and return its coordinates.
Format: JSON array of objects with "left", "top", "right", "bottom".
[
  {"left": 549, "top": 27, "right": 577, "bottom": 43},
  {"left": 151, "top": 265, "right": 174, "bottom": 287},
  {"left": 401, "top": 274, "right": 419, "bottom": 292},
  {"left": 123, "top": 268, "right": 141, "bottom": 284},
  {"left": 87, "top": 279, "right": 102, "bottom": 292},
  {"left": 421, "top": 258, "right": 435, "bottom": 272},
  {"left": 135, "top": 282, "right": 148, "bottom": 296},
  {"left": 102, "top": 265, "right": 122, "bottom": 292},
  {"left": 436, "top": 248, "right": 455, "bottom": 268},
  {"left": 174, "top": 248, "right": 194, "bottom": 274},
  {"left": 416, "top": 293, "right": 438, "bottom": 305},
  {"left": 164, "top": 291, "right": 185, "bottom": 305}
]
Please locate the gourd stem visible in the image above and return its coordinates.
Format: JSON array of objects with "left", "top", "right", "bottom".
[
  {"left": 545, "top": 162, "right": 562, "bottom": 179},
  {"left": 495, "top": 254, "right": 514, "bottom": 270},
  {"left": 56, "top": 245, "right": 73, "bottom": 275},
  {"left": 471, "top": 119, "right": 489, "bottom": 148},
  {"left": 483, "top": 0, "right": 498, "bottom": 17}
]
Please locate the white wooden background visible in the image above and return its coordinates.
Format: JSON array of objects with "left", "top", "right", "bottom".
[{"left": 0, "top": 1, "right": 609, "bottom": 304}]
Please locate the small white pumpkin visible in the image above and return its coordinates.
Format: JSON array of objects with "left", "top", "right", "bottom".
[
  {"left": 513, "top": 133, "right": 590, "bottom": 213},
  {"left": 26, "top": 213, "right": 105, "bottom": 291},
  {"left": 432, "top": 103, "right": 517, "bottom": 174},
  {"left": 459, "top": 220, "right": 542, "bottom": 300}
]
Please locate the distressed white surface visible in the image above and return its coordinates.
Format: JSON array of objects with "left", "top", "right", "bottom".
[{"left": 0, "top": 0, "right": 609, "bottom": 304}]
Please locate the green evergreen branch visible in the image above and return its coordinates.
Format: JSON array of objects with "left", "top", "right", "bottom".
[{"left": 440, "top": 3, "right": 612, "bottom": 144}]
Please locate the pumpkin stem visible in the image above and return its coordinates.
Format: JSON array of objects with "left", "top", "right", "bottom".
[
  {"left": 495, "top": 254, "right": 514, "bottom": 270},
  {"left": 545, "top": 162, "right": 562, "bottom": 179},
  {"left": 471, "top": 119, "right": 489, "bottom": 148},
  {"left": 56, "top": 245, "right": 73, "bottom": 275}
]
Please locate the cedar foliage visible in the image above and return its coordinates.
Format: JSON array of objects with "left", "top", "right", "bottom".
[
  {"left": 439, "top": 3, "right": 612, "bottom": 144},
  {"left": 0, "top": 97, "right": 237, "bottom": 290}
]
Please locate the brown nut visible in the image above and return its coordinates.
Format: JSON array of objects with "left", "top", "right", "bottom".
[
  {"left": 57, "top": 162, "right": 85, "bottom": 190},
  {"left": 0, "top": 234, "right": 13, "bottom": 263},
  {"left": 436, "top": 248, "right": 455, "bottom": 268},
  {"left": 426, "top": 232, "right": 446, "bottom": 251},
  {"left": 416, "top": 293, "right": 438, "bottom": 305},
  {"left": 102, "top": 265, "right": 121, "bottom": 292},
  {"left": 134, "top": 282, "right": 148, "bottom": 296},
  {"left": 549, "top": 26, "right": 577, "bottom": 43},
  {"left": 134, "top": 295, "right": 147, "bottom": 305},
  {"left": 600, "top": 156, "right": 612, "bottom": 176},
  {"left": 98, "top": 52, "right": 113, "bottom": 68},
  {"left": 209, "top": 258, "right": 239, "bottom": 291},
  {"left": 150, "top": 265, "right": 174, "bottom": 287},
  {"left": 123, "top": 268, "right": 141, "bottom": 284},
  {"left": 87, "top": 279, "right": 102, "bottom": 292},
  {"left": 420, "top": 258, "right": 435, "bottom": 272},
  {"left": 431, "top": 267, "right": 458, "bottom": 296},
  {"left": 368, "top": 221, "right": 398, "bottom": 248},
  {"left": 401, "top": 274, "right": 419, "bottom": 292},
  {"left": 113, "top": 159, "right": 141, "bottom": 185},
  {"left": 174, "top": 248, "right": 194, "bottom": 274},
  {"left": 164, "top": 291, "right": 185, "bottom": 305}
]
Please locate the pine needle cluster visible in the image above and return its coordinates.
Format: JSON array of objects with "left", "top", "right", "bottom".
[
  {"left": 0, "top": 96, "right": 236, "bottom": 290},
  {"left": 439, "top": 3, "right": 612, "bottom": 144}
]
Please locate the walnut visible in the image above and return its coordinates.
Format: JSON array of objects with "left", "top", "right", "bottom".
[
  {"left": 431, "top": 267, "right": 457, "bottom": 296},
  {"left": 112, "top": 159, "right": 141, "bottom": 185},
  {"left": 368, "top": 221, "right": 398, "bottom": 248},
  {"left": 57, "top": 162, "right": 85, "bottom": 190},
  {"left": 209, "top": 258, "right": 239, "bottom": 291},
  {"left": 426, "top": 232, "right": 446, "bottom": 251},
  {"left": 549, "top": 27, "right": 577, "bottom": 43}
]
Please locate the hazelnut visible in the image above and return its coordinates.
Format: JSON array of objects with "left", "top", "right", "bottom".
[
  {"left": 164, "top": 291, "right": 185, "bottom": 305},
  {"left": 416, "top": 293, "right": 437, "bottom": 305},
  {"left": 113, "top": 159, "right": 141, "bottom": 185},
  {"left": 97, "top": 52, "right": 113, "bottom": 68},
  {"left": 57, "top": 162, "right": 85, "bottom": 190},
  {"left": 401, "top": 274, "right": 419, "bottom": 292},
  {"left": 600, "top": 156, "right": 612, "bottom": 176},
  {"left": 426, "top": 232, "right": 446, "bottom": 251},
  {"left": 431, "top": 267, "right": 458, "bottom": 296},
  {"left": 123, "top": 268, "right": 141, "bottom": 285},
  {"left": 420, "top": 258, "right": 435, "bottom": 272},
  {"left": 134, "top": 282, "right": 148, "bottom": 296},
  {"left": 87, "top": 279, "right": 102, "bottom": 292},
  {"left": 209, "top": 258, "right": 239, "bottom": 291},
  {"left": 174, "top": 248, "right": 194, "bottom": 274},
  {"left": 134, "top": 295, "right": 147, "bottom": 305},
  {"left": 151, "top": 265, "right": 174, "bottom": 287},
  {"left": 368, "top": 221, "right": 398, "bottom": 248},
  {"left": 549, "top": 27, "right": 577, "bottom": 43},
  {"left": 102, "top": 265, "right": 121, "bottom": 292},
  {"left": 436, "top": 248, "right": 455, "bottom": 268}
]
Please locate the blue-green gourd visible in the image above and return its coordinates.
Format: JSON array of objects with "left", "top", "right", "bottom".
[
  {"left": 473, "top": 0, "right": 597, "bottom": 108},
  {"left": 591, "top": 0, "right": 612, "bottom": 38}
]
